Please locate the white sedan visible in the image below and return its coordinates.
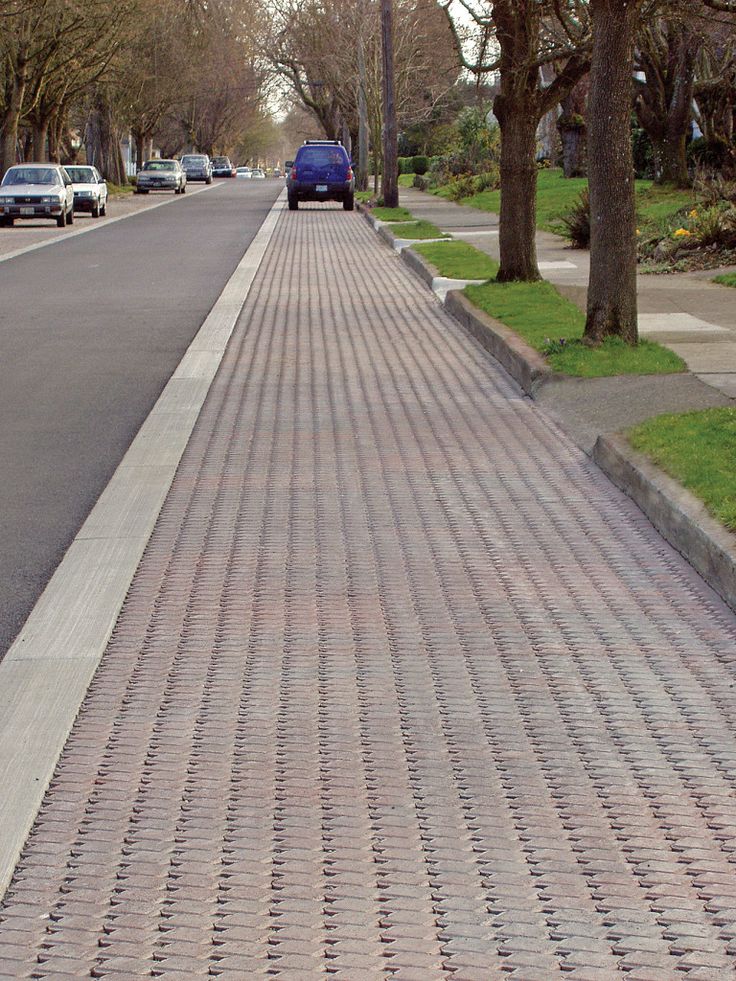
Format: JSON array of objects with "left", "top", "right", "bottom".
[
  {"left": 65, "top": 165, "right": 108, "bottom": 218},
  {"left": 236, "top": 167, "right": 252, "bottom": 179},
  {"left": 0, "top": 163, "right": 74, "bottom": 228},
  {"left": 250, "top": 169, "right": 266, "bottom": 180}
]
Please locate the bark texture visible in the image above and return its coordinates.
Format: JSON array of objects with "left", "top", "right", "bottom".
[
  {"left": 584, "top": 0, "right": 640, "bottom": 345},
  {"left": 381, "top": 0, "right": 398, "bottom": 208}
]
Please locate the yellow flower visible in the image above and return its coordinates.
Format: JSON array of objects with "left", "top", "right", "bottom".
[
  {"left": 636, "top": 228, "right": 641, "bottom": 236},
  {"left": 689, "top": 209, "right": 698, "bottom": 219},
  {"left": 673, "top": 228, "right": 691, "bottom": 238}
]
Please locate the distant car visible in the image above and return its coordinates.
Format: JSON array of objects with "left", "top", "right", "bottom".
[
  {"left": 250, "top": 168, "right": 265, "bottom": 180},
  {"left": 135, "top": 159, "right": 186, "bottom": 194},
  {"left": 286, "top": 140, "right": 354, "bottom": 211},
  {"left": 211, "top": 156, "right": 235, "bottom": 178},
  {"left": 66, "top": 165, "right": 107, "bottom": 217},
  {"left": 0, "top": 163, "right": 74, "bottom": 227},
  {"left": 272, "top": 168, "right": 282, "bottom": 179},
  {"left": 235, "top": 167, "right": 252, "bottom": 179},
  {"left": 181, "top": 154, "right": 212, "bottom": 183}
]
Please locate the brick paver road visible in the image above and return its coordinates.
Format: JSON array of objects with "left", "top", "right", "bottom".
[{"left": 2, "top": 207, "right": 736, "bottom": 980}]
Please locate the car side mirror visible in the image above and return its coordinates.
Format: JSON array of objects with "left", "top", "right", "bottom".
[{"left": 285, "top": 161, "right": 293, "bottom": 169}]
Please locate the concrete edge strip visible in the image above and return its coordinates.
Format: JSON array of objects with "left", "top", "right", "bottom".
[
  {"left": 0, "top": 182, "right": 222, "bottom": 266},
  {"left": 593, "top": 434, "right": 736, "bottom": 616},
  {"left": 0, "top": 191, "right": 286, "bottom": 900}
]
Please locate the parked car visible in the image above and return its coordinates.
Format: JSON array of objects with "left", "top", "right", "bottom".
[
  {"left": 211, "top": 156, "right": 235, "bottom": 178},
  {"left": 65, "top": 165, "right": 108, "bottom": 217},
  {"left": 0, "top": 163, "right": 74, "bottom": 227},
  {"left": 250, "top": 168, "right": 266, "bottom": 180},
  {"left": 135, "top": 159, "right": 186, "bottom": 194},
  {"left": 286, "top": 140, "right": 354, "bottom": 211},
  {"left": 235, "top": 167, "right": 252, "bottom": 179},
  {"left": 181, "top": 154, "right": 212, "bottom": 183},
  {"left": 272, "top": 168, "right": 282, "bottom": 179}
]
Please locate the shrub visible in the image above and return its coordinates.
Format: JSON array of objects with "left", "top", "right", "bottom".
[
  {"left": 412, "top": 155, "right": 429, "bottom": 176},
  {"left": 413, "top": 174, "right": 430, "bottom": 191},
  {"left": 691, "top": 204, "right": 736, "bottom": 248},
  {"left": 558, "top": 188, "right": 591, "bottom": 248},
  {"left": 398, "top": 157, "right": 414, "bottom": 175},
  {"left": 688, "top": 136, "right": 735, "bottom": 174}
]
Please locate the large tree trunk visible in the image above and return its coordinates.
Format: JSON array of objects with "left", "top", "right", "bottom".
[
  {"left": 652, "top": 132, "right": 689, "bottom": 187},
  {"left": 1, "top": 74, "right": 26, "bottom": 174},
  {"left": 31, "top": 119, "right": 49, "bottom": 162},
  {"left": 357, "top": 33, "right": 369, "bottom": 192},
  {"left": 585, "top": 0, "right": 640, "bottom": 346},
  {"left": 381, "top": 0, "right": 398, "bottom": 207},
  {"left": 495, "top": 101, "right": 540, "bottom": 282},
  {"left": 557, "top": 83, "right": 588, "bottom": 178},
  {"left": 86, "top": 92, "right": 126, "bottom": 185}
]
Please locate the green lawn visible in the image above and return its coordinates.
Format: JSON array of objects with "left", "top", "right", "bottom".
[
  {"left": 399, "top": 174, "right": 414, "bottom": 188},
  {"left": 628, "top": 408, "right": 736, "bottom": 531},
  {"left": 371, "top": 206, "right": 414, "bottom": 222},
  {"left": 455, "top": 169, "right": 694, "bottom": 236},
  {"left": 464, "top": 279, "right": 686, "bottom": 377},
  {"left": 714, "top": 272, "right": 736, "bottom": 288},
  {"left": 356, "top": 190, "right": 373, "bottom": 203},
  {"left": 389, "top": 219, "right": 449, "bottom": 240},
  {"left": 412, "top": 241, "right": 499, "bottom": 280},
  {"left": 108, "top": 182, "right": 135, "bottom": 196}
]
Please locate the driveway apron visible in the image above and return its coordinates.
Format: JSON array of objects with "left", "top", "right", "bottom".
[{"left": 2, "top": 206, "right": 736, "bottom": 979}]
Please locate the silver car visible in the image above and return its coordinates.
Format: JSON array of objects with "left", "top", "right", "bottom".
[
  {"left": 0, "top": 163, "right": 75, "bottom": 228},
  {"left": 66, "top": 165, "right": 108, "bottom": 217},
  {"left": 180, "top": 154, "right": 212, "bottom": 184},
  {"left": 135, "top": 159, "right": 186, "bottom": 194}
]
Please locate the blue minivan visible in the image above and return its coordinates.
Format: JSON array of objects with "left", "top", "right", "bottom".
[{"left": 286, "top": 141, "right": 355, "bottom": 211}]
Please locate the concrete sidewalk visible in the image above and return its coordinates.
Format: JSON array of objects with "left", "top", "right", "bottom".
[
  {"left": 2, "top": 203, "right": 736, "bottom": 979},
  {"left": 400, "top": 186, "right": 736, "bottom": 398}
]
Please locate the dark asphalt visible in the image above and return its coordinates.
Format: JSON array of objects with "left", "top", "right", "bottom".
[{"left": 0, "top": 179, "right": 281, "bottom": 657}]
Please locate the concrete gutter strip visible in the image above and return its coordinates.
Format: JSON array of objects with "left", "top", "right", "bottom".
[
  {"left": 593, "top": 434, "right": 736, "bottom": 613},
  {"left": 0, "top": 194, "right": 286, "bottom": 901},
  {"left": 365, "top": 208, "right": 736, "bottom": 617}
]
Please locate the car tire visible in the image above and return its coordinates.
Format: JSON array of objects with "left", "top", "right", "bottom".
[
  {"left": 100, "top": 200, "right": 106, "bottom": 216},
  {"left": 91, "top": 200, "right": 100, "bottom": 217},
  {"left": 206, "top": 177, "right": 212, "bottom": 185},
  {"left": 56, "top": 210, "right": 66, "bottom": 228},
  {"left": 181, "top": 184, "right": 186, "bottom": 194},
  {"left": 175, "top": 187, "right": 181, "bottom": 194},
  {"left": 67, "top": 207, "right": 73, "bottom": 225},
  {"left": 288, "top": 194, "right": 298, "bottom": 211},
  {"left": 343, "top": 194, "right": 354, "bottom": 211}
]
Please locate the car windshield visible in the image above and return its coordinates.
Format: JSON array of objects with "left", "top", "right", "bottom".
[
  {"left": 66, "top": 167, "right": 96, "bottom": 182},
  {"left": 213, "top": 158, "right": 228, "bottom": 166},
  {"left": 297, "top": 147, "right": 345, "bottom": 168},
  {"left": 182, "top": 156, "right": 207, "bottom": 164},
  {"left": 143, "top": 160, "right": 176, "bottom": 171},
  {"left": 1, "top": 167, "right": 59, "bottom": 186}
]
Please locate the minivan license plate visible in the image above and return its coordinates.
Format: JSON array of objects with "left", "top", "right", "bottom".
[
  {"left": 20, "top": 207, "right": 34, "bottom": 215},
  {"left": 316, "top": 184, "right": 328, "bottom": 192}
]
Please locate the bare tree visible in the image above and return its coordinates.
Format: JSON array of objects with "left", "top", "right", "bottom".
[{"left": 441, "top": 1, "right": 591, "bottom": 282}]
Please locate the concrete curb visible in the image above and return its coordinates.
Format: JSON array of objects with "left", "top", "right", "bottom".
[{"left": 593, "top": 433, "right": 736, "bottom": 613}]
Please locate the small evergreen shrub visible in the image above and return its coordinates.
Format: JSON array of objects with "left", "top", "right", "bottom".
[
  {"left": 412, "top": 155, "right": 429, "bottom": 176},
  {"left": 559, "top": 188, "right": 591, "bottom": 248}
]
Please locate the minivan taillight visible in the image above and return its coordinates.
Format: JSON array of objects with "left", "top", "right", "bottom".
[
  {"left": 290, "top": 167, "right": 297, "bottom": 180},
  {"left": 346, "top": 167, "right": 353, "bottom": 181}
]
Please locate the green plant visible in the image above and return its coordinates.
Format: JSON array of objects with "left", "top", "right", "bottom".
[
  {"left": 463, "top": 279, "right": 685, "bottom": 378},
  {"left": 628, "top": 408, "right": 736, "bottom": 531},
  {"left": 412, "top": 241, "right": 498, "bottom": 280},
  {"left": 714, "top": 272, "right": 736, "bottom": 287},
  {"left": 371, "top": 206, "right": 414, "bottom": 222},
  {"left": 413, "top": 174, "right": 430, "bottom": 191},
  {"left": 389, "top": 219, "right": 448, "bottom": 240},
  {"left": 558, "top": 188, "right": 590, "bottom": 247},
  {"left": 412, "top": 155, "right": 429, "bottom": 176}
]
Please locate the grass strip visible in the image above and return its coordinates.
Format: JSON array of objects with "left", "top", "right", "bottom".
[
  {"left": 389, "top": 219, "right": 449, "bottom": 240},
  {"left": 453, "top": 169, "right": 693, "bottom": 236},
  {"left": 714, "top": 272, "right": 736, "bottom": 288},
  {"left": 464, "top": 279, "right": 685, "bottom": 378},
  {"left": 356, "top": 190, "right": 373, "bottom": 203},
  {"left": 372, "top": 206, "right": 414, "bottom": 222},
  {"left": 399, "top": 174, "right": 415, "bottom": 188},
  {"left": 107, "top": 182, "right": 135, "bottom": 196},
  {"left": 628, "top": 408, "right": 736, "bottom": 531},
  {"left": 412, "top": 241, "right": 499, "bottom": 280}
]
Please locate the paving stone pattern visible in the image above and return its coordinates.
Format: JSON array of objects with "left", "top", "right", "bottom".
[{"left": 2, "top": 207, "right": 736, "bottom": 980}]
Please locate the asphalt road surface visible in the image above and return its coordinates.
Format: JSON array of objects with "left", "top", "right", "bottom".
[{"left": 0, "top": 179, "right": 282, "bottom": 657}]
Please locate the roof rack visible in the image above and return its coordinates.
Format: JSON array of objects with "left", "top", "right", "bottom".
[{"left": 303, "top": 139, "right": 341, "bottom": 145}]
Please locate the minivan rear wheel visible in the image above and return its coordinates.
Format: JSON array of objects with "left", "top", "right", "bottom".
[
  {"left": 288, "top": 194, "right": 298, "bottom": 211},
  {"left": 343, "top": 194, "right": 354, "bottom": 211}
]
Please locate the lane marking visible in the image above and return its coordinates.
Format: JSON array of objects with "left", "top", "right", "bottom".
[
  {"left": 0, "top": 191, "right": 286, "bottom": 900},
  {"left": 0, "top": 182, "right": 224, "bottom": 266}
]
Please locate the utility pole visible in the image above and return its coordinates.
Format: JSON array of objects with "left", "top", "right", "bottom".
[{"left": 381, "top": 0, "right": 398, "bottom": 207}]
